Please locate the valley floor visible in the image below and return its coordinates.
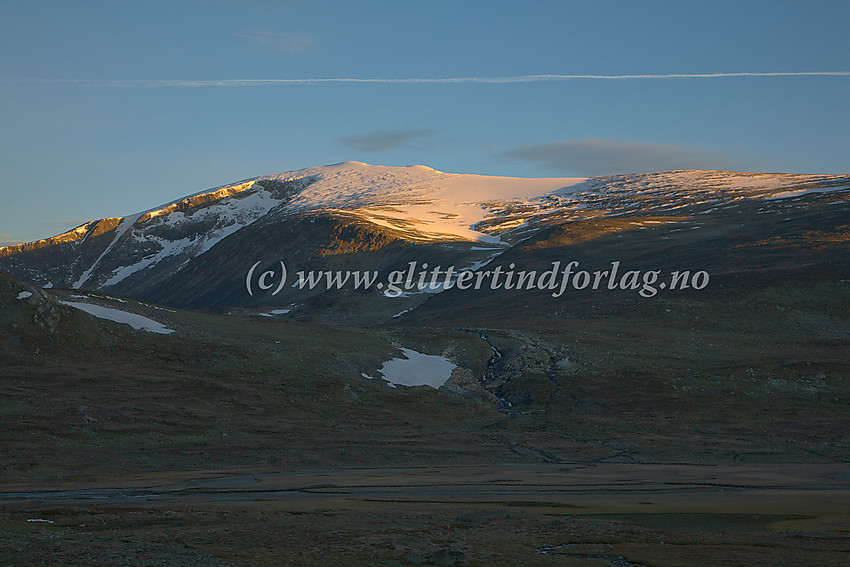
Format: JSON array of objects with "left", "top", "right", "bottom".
[{"left": 2, "top": 463, "right": 849, "bottom": 566}]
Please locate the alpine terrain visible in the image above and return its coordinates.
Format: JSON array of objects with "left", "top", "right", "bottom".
[{"left": 2, "top": 162, "right": 849, "bottom": 566}]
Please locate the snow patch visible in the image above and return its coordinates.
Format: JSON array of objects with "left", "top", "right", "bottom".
[
  {"left": 376, "top": 348, "right": 457, "bottom": 388},
  {"left": 256, "top": 309, "right": 291, "bottom": 317},
  {"left": 16, "top": 291, "right": 32, "bottom": 300},
  {"left": 768, "top": 186, "right": 847, "bottom": 200},
  {"left": 59, "top": 301, "right": 174, "bottom": 334}
]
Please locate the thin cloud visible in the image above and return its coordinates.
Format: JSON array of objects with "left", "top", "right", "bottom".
[
  {"left": 500, "top": 138, "right": 741, "bottom": 176},
  {"left": 7, "top": 71, "right": 848, "bottom": 88},
  {"left": 0, "top": 234, "right": 25, "bottom": 246},
  {"left": 339, "top": 129, "right": 438, "bottom": 152},
  {"left": 234, "top": 31, "right": 315, "bottom": 53}
]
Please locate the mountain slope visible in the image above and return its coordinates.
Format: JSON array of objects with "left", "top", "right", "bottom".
[{"left": 1, "top": 162, "right": 847, "bottom": 319}]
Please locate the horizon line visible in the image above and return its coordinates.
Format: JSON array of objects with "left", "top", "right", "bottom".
[{"left": 6, "top": 71, "right": 850, "bottom": 87}]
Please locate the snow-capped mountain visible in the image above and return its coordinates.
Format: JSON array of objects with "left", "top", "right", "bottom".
[{"left": 1, "top": 161, "right": 848, "bottom": 315}]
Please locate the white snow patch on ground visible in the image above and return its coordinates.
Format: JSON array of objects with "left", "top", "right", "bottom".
[
  {"left": 768, "top": 186, "right": 847, "bottom": 200},
  {"left": 59, "top": 301, "right": 174, "bottom": 334},
  {"left": 376, "top": 348, "right": 457, "bottom": 388},
  {"left": 101, "top": 250, "right": 167, "bottom": 287},
  {"left": 16, "top": 291, "right": 32, "bottom": 300},
  {"left": 256, "top": 309, "right": 291, "bottom": 317}
]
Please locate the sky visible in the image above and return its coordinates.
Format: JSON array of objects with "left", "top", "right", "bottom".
[{"left": 1, "top": 0, "right": 848, "bottom": 245}]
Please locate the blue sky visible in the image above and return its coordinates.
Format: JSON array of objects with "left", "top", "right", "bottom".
[{"left": 1, "top": 0, "right": 848, "bottom": 244}]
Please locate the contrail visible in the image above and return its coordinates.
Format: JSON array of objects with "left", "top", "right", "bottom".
[{"left": 7, "top": 72, "right": 849, "bottom": 87}]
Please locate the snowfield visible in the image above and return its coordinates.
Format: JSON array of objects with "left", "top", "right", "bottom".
[{"left": 59, "top": 301, "right": 174, "bottom": 334}]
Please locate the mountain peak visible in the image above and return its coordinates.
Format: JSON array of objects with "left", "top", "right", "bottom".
[{"left": 1, "top": 164, "right": 847, "bottom": 297}]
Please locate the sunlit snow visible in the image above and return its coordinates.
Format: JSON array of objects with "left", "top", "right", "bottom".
[
  {"left": 15, "top": 162, "right": 846, "bottom": 295},
  {"left": 281, "top": 161, "right": 585, "bottom": 243}
]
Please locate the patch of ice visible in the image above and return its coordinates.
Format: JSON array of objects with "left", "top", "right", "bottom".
[
  {"left": 16, "top": 291, "right": 32, "bottom": 300},
  {"left": 376, "top": 348, "right": 457, "bottom": 388},
  {"left": 59, "top": 301, "right": 174, "bottom": 334}
]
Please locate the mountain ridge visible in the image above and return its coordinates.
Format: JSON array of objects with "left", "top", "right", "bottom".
[{"left": 1, "top": 162, "right": 847, "bottom": 316}]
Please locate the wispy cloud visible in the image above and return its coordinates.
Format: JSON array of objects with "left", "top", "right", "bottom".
[
  {"left": 0, "top": 234, "right": 25, "bottom": 246},
  {"left": 500, "top": 138, "right": 742, "bottom": 176},
  {"left": 7, "top": 71, "right": 848, "bottom": 88},
  {"left": 339, "top": 129, "right": 438, "bottom": 152},
  {"left": 234, "top": 31, "right": 315, "bottom": 53}
]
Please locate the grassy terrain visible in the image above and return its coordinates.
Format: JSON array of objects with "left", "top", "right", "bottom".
[{"left": 3, "top": 464, "right": 849, "bottom": 566}]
